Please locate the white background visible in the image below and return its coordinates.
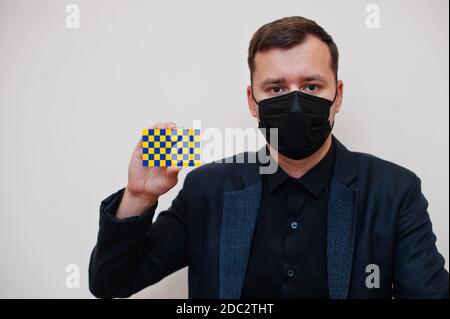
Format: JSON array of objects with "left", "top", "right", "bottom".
[{"left": 0, "top": 0, "right": 448, "bottom": 298}]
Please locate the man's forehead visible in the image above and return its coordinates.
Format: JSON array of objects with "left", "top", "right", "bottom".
[{"left": 253, "top": 36, "right": 333, "bottom": 81}]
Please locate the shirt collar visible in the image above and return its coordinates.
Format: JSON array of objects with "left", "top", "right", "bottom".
[{"left": 266, "top": 141, "right": 335, "bottom": 197}]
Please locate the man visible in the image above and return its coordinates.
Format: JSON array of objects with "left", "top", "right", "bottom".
[{"left": 89, "top": 16, "right": 449, "bottom": 299}]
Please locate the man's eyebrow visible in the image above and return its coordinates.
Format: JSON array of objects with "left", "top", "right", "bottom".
[
  {"left": 304, "top": 74, "right": 328, "bottom": 83},
  {"left": 260, "top": 78, "right": 285, "bottom": 87},
  {"left": 259, "top": 74, "right": 328, "bottom": 87}
]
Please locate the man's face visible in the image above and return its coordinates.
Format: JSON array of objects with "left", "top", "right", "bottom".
[{"left": 247, "top": 34, "right": 343, "bottom": 125}]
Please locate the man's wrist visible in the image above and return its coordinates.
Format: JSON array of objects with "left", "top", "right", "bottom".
[{"left": 116, "top": 188, "right": 158, "bottom": 219}]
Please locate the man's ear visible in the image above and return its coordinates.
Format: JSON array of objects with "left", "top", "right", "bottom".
[
  {"left": 247, "top": 85, "right": 258, "bottom": 118},
  {"left": 333, "top": 80, "right": 344, "bottom": 114}
]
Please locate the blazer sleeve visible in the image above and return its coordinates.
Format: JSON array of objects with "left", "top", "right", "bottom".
[
  {"left": 88, "top": 180, "right": 189, "bottom": 299},
  {"left": 393, "top": 175, "right": 449, "bottom": 299}
]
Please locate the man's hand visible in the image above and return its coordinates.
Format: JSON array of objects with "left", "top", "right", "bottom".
[{"left": 116, "top": 122, "right": 182, "bottom": 219}]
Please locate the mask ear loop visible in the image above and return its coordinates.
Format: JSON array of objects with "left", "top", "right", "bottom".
[
  {"left": 310, "top": 84, "right": 339, "bottom": 132},
  {"left": 250, "top": 79, "right": 259, "bottom": 104},
  {"left": 328, "top": 83, "right": 339, "bottom": 132},
  {"left": 251, "top": 80, "right": 271, "bottom": 156},
  {"left": 330, "top": 87, "right": 338, "bottom": 105}
]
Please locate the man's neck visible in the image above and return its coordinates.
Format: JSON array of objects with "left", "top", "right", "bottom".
[{"left": 269, "top": 135, "right": 333, "bottom": 179}]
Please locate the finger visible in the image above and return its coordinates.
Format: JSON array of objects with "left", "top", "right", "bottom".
[
  {"left": 166, "top": 166, "right": 182, "bottom": 175},
  {"left": 154, "top": 122, "right": 165, "bottom": 129},
  {"left": 165, "top": 121, "right": 177, "bottom": 129},
  {"left": 132, "top": 137, "right": 143, "bottom": 160}
]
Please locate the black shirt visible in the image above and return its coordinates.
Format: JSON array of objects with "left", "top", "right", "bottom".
[{"left": 241, "top": 141, "right": 335, "bottom": 298}]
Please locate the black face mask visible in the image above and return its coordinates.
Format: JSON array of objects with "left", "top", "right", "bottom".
[{"left": 253, "top": 88, "right": 337, "bottom": 160}]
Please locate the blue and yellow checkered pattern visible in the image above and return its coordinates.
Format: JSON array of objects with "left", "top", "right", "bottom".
[{"left": 142, "top": 128, "right": 201, "bottom": 167}]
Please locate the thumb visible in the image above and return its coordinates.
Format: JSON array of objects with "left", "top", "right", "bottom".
[{"left": 166, "top": 166, "right": 182, "bottom": 176}]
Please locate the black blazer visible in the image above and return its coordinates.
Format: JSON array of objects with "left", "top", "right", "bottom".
[{"left": 89, "top": 135, "right": 449, "bottom": 298}]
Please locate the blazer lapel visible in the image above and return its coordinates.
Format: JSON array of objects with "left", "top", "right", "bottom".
[
  {"left": 327, "top": 135, "right": 359, "bottom": 299},
  {"left": 327, "top": 178, "right": 358, "bottom": 298},
  {"left": 219, "top": 182, "right": 263, "bottom": 299}
]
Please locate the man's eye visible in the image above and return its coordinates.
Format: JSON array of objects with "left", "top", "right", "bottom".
[
  {"left": 270, "top": 87, "right": 284, "bottom": 94},
  {"left": 304, "top": 84, "right": 319, "bottom": 93}
]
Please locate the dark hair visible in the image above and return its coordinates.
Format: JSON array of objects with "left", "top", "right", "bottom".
[{"left": 247, "top": 16, "right": 339, "bottom": 82}]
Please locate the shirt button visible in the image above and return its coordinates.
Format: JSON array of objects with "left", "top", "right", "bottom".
[
  {"left": 290, "top": 221, "right": 299, "bottom": 230},
  {"left": 287, "top": 269, "right": 295, "bottom": 277}
]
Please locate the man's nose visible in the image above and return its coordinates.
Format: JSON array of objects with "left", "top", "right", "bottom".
[
  {"left": 286, "top": 85, "right": 303, "bottom": 110},
  {"left": 290, "top": 90, "right": 302, "bottom": 112}
]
